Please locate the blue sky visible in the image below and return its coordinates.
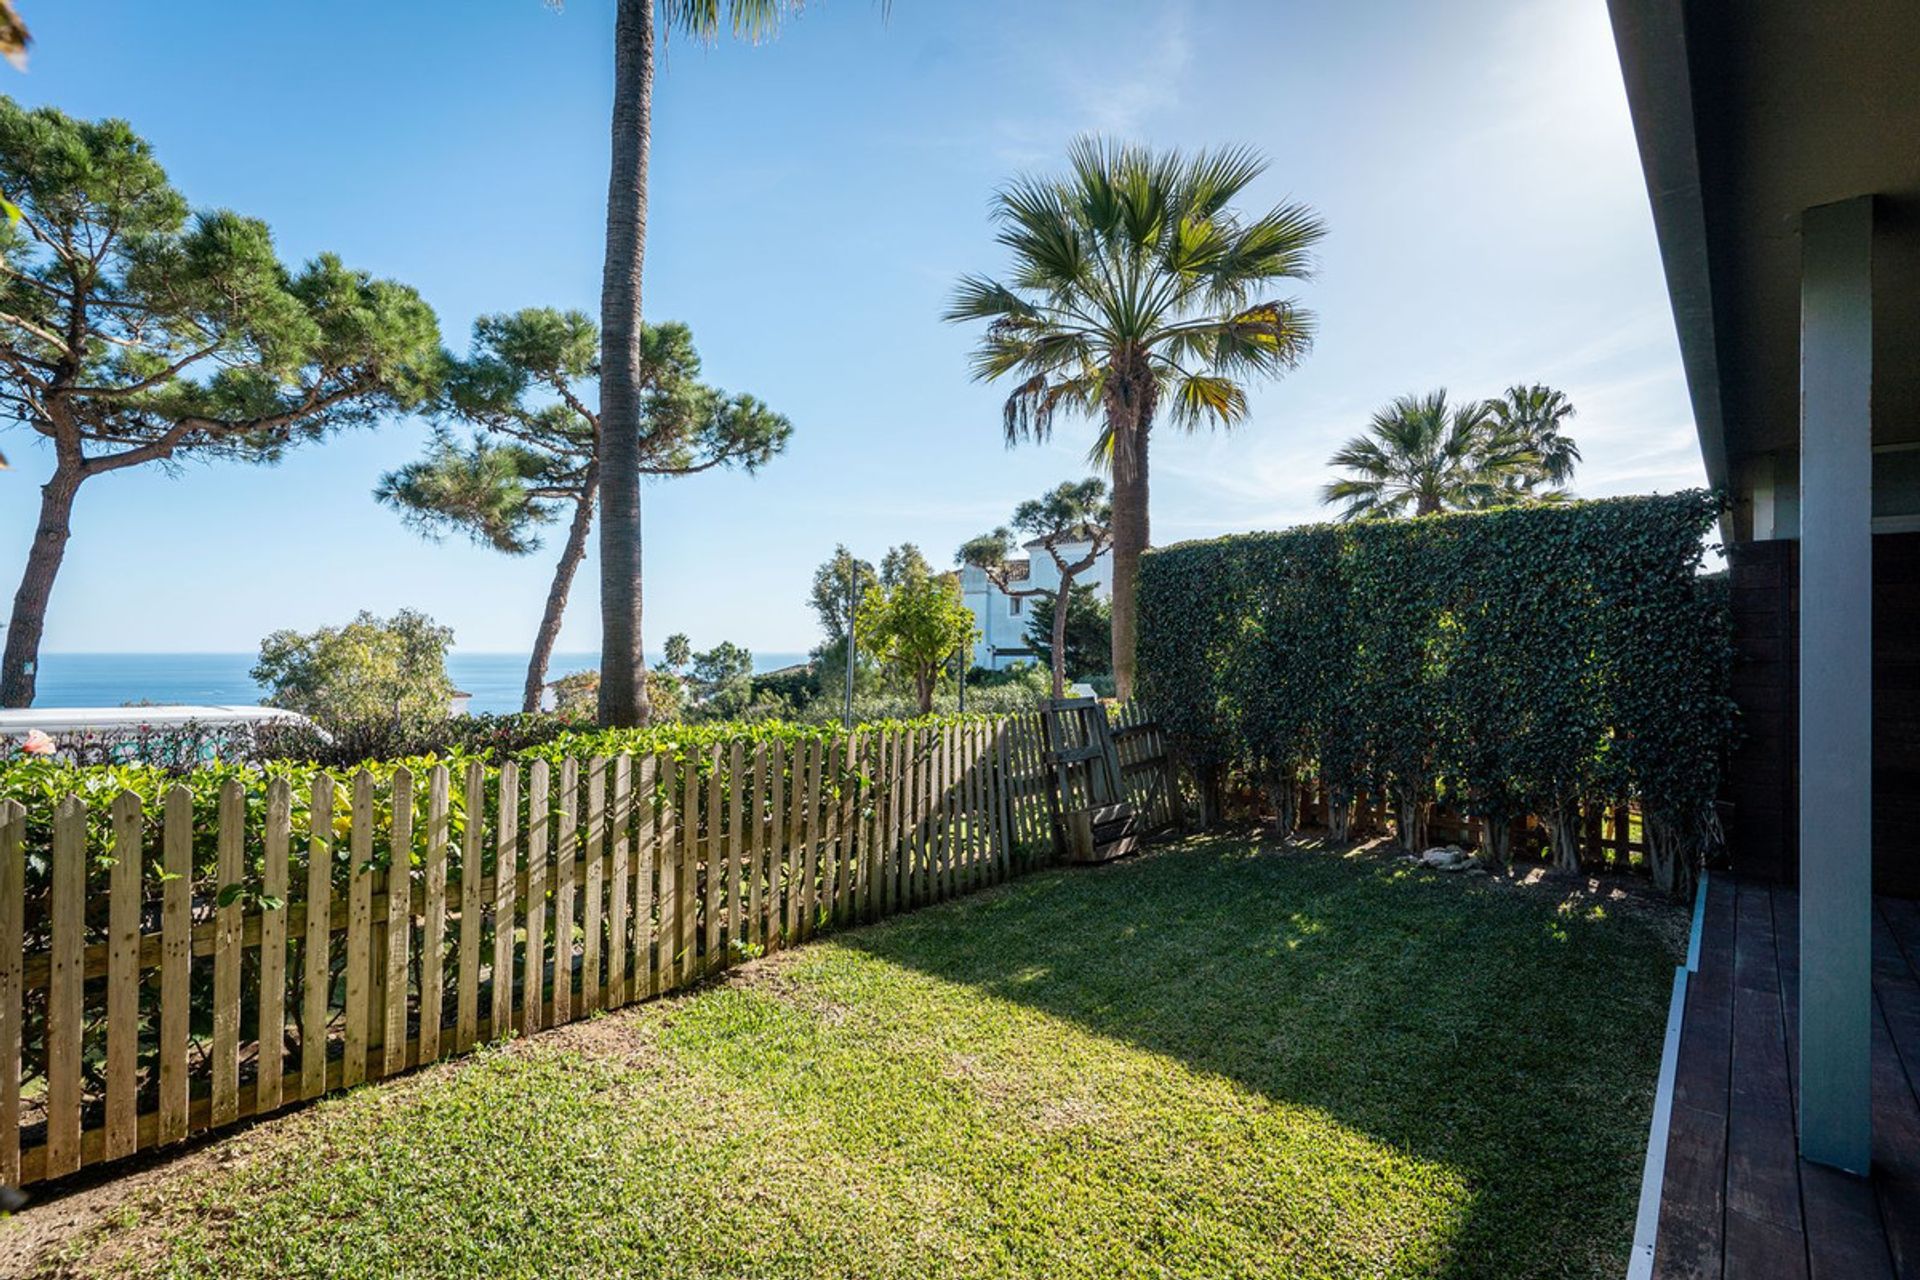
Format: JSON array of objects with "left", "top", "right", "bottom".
[{"left": 0, "top": 0, "right": 1703, "bottom": 658}]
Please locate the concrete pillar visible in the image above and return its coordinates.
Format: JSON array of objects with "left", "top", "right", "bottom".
[{"left": 1798, "top": 196, "right": 1874, "bottom": 1173}]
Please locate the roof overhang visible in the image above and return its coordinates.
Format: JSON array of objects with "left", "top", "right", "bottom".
[{"left": 1607, "top": 0, "right": 1920, "bottom": 483}]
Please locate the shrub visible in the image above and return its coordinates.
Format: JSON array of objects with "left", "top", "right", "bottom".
[
  {"left": 252, "top": 610, "right": 455, "bottom": 730},
  {"left": 1136, "top": 492, "right": 1735, "bottom": 895}
]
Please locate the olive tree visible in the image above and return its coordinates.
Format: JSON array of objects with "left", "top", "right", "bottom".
[{"left": 957, "top": 477, "right": 1112, "bottom": 698}]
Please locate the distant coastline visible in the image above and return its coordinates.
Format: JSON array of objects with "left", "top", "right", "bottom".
[{"left": 27, "top": 651, "right": 814, "bottom": 717}]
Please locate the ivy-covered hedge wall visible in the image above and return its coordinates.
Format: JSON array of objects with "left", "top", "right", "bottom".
[{"left": 1137, "top": 492, "right": 1735, "bottom": 896}]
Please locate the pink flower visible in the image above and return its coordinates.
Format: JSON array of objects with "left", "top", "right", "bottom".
[{"left": 20, "top": 729, "right": 55, "bottom": 757}]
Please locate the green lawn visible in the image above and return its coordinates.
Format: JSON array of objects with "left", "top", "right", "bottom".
[{"left": 37, "top": 835, "right": 1679, "bottom": 1279}]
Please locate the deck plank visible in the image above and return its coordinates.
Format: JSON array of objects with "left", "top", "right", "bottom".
[
  {"left": 1655, "top": 877, "right": 1737, "bottom": 1279},
  {"left": 1655, "top": 1100, "right": 1729, "bottom": 1279},
  {"left": 1722, "top": 1207, "right": 1809, "bottom": 1280},
  {"left": 1773, "top": 886, "right": 1802, "bottom": 1105},
  {"left": 1726, "top": 885, "right": 1805, "bottom": 1238},
  {"left": 1871, "top": 986, "right": 1920, "bottom": 1280}
]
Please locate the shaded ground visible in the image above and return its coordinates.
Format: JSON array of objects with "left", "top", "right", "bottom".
[{"left": 4, "top": 833, "right": 1681, "bottom": 1279}]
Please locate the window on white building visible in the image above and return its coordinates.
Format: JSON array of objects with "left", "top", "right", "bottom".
[{"left": 1009, "top": 596, "right": 1023, "bottom": 616}]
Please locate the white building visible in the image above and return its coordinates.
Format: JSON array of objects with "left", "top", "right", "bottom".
[{"left": 956, "top": 536, "right": 1112, "bottom": 671}]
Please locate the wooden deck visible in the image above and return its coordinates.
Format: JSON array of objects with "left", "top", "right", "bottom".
[{"left": 1650, "top": 878, "right": 1920, "bottom": 1278}]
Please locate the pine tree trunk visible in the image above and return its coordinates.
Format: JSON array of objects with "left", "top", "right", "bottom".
[
  {"left": 1109, "top": 415, "right": 1149, "bottom": 702},
  {"left": 595, "top": 0, "right": 655, "bottom": 728},
  {"left": 522, "top": 477, "right": 597, "bottom": 715},
  {"left": 2, "top": 464, "right": 84, "bottom": 708},
  {"left": 1048, "top": 585, "right": 1069, "bottom": 699}
]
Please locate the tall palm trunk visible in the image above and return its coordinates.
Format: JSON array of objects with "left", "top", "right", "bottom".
[
  {"left": 2, "top": 463, "right": 84, "bottom": 708},
  {"left": 595, "top": 0, "right": 655, "bottom": 728},
  {"left": 1108, "top": 421, "right": 1150, "bottom": 702},
  {"left": 522, "top": 469, "right": 599, "bottom": 715}
]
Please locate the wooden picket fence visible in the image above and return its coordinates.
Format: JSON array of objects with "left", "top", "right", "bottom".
[{"left": 0, "top": 710, "right": 1177, "bottom": 1188}]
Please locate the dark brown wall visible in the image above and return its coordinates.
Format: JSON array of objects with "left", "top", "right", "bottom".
[
  {"left": 1724, "top": 532, "right": 1920, "bottom": 896},
  {"left": 1877, "top": 531, "right": 1920, "bottom": 896},
  {"left": 1726, "top": 540, "right": 1798, "bottom": 882}
]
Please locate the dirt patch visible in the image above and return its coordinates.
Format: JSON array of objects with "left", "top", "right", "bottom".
[{"left": 1, "top": 1097, "right": 320, "bottom": 1280}]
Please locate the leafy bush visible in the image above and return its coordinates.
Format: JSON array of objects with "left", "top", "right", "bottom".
[
  {"left": 1136, "top": 492, "right": 1735, "bottom": 895},
  {"left": 545, "top": 669, "right": 685, "bottom": 724},
  {"left": 252, "top": 610, "right": 455, "bottom": 730}
]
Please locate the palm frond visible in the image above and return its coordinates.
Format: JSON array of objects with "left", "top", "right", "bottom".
[{"left": 950, "top": 138, "right": 1325, "bottom": 463}]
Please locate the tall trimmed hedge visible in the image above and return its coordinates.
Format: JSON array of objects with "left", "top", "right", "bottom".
[{"left": 1137, "top": 492, "right": 1735, "bottom": 896}]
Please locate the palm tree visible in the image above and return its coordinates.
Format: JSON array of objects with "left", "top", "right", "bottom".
[
  {"left": 596, "top": 0, "right": 806, "bottom": 727},
  {"left": 1320, "top": 390, "right": 1540, "bottom": 520},
  {"left": 947, "top": 138, "right": 1325, "bottom": 700},
  {"left": 1486, "top": 383, "right": 1581, "bottom": 489}
]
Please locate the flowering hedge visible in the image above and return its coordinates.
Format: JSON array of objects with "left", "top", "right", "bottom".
[{"left": 1135, "top": 492, "right": 1735, "bottom": 896}]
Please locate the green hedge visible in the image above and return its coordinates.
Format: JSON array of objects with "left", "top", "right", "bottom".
[{"left": 1136, "top": 492, "right": 1735, "bottom": 895}]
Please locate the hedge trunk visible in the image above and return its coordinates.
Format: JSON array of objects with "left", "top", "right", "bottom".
[
  {"left": 1265, "top": 774, "right": 1298, "bottom": 839},
  {"left": 1195, "top": 762, "right": 1225, "bottom": 829},
  {"left": 1394, "top": 791, "right": 1429, "bottom": 854},
  {"left": 1478, "top": 815, "right": 1512, "bottom": 868},
  {"left": 1326, "top": 784, "right": 1355, "bottom": 843},
  {"left": 2, "top": 464, "right": 84, "bottom": 708},
  {"left": 1645, "top": 813, "right": 1696, "bottom": 901},
  {"left": 1541, "top": 799, "right": 1584, "bottom": 873},
  {"left": 596, "top": 0, "right": 656, "bottom": 728},
  {"left": 522, "top": 475, "right": 598, "bottom": 715}
]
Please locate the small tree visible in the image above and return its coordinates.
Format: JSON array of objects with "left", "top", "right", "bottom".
[
  {"left": 689, "top": 640, "right": 753, "bottom": 718},
  {"left": 1025, "top": 585, "right": 1111, "bottom": 687},
  {"left": 855, "top": 555, "right": 977, "bottom": 714},
  {"left": 377, "top": 311, "right": 789, "bottom": 713},
  {"left": 958, "top": 478, "right": 1112, "bottom": 698},
  {"left": 0, "top": 100, "right": 443, "bottom": 706},
  {"left": 808, "top": 545, "right": 877, "bottom": 642},
  {"left": 252, "top": 610, "right": 455, "bottom": 730}
]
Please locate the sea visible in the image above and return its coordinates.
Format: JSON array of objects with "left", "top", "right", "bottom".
[{"left": 27, "top": 652, "right": 813, "bottom": 717}]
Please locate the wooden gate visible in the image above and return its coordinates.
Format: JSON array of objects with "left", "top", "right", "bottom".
[{"left": 1038, "top": 698, "right": 1140, "bottom": 863}]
